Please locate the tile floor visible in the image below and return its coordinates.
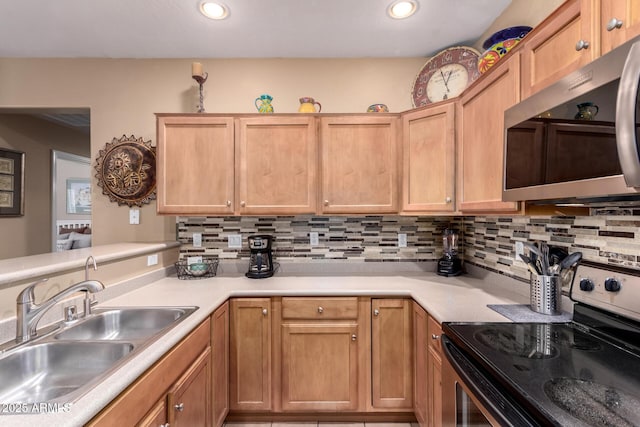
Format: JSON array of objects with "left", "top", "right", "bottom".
[{"left": 225, "top": 423, "right": 415, "bottom": 427}]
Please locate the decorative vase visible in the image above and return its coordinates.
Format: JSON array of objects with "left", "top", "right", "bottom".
[
  {"left": 367, "top": 104, "right": 389, "bottom": 113},
  {"left": 574, "top": 102, "right": 599, "bottom": 120},
  {"left": 255, "top": 94, "right": 274, "bottom": 113},
  {"left": 298, "top": 97, "right": 322, "bottom": 113}
]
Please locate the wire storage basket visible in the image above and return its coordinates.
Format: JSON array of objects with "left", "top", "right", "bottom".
[{"left": 175, "top": 258, "right": 219, "bottom": 280}]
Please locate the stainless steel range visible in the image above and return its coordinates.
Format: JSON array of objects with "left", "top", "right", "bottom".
[{"left": 441, "top": 261, "right": 640, "bottom": 426}]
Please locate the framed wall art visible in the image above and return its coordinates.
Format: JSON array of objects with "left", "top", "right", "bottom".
[
  {"left": 0, "top": 148, "right": 25, "bottom": 216},
  {"left": 66, "top": 178, "right": 91, "bottom": 214}
]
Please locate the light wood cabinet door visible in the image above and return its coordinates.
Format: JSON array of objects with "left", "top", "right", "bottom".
[
  {"left": 401, "top": 102, "right": 456, "bottom": 213},
  {"left": 412, "top": 302, "right": 428, "bottom": 427},
  {"left": 211, "top": 301, "right": 229, "bottom": 427},
  {"left": 237, "top": 117, "right": 317, "bottom": 214},
  {"left": 168, "top": 348, "right": 212, "bottom": 427},
  {"left": 230, "top": 298, "right": 272, "bottom": 411},
  {"left": 601, "top": 0, "right": 640, "bottom": 54},
  {"left": 520, "top": 0, "right": 598, "bottom": 99},
  {"left": 320, "top": 116, "right": 399, "bottom": 214},
  {"left": 427, "top": 315, "right": 443, "bottom": 427},
  {"left": 371, "top": 299, "right": 413, "bottom": 410},
  {"left": 281, "top": 323, "right": 360, "bottom": 411},
  {"left": 458, "top": 54, "right": 521, "bottom": 213},
  {"left": 156, "top": 115, "right": 235, "bottom": 215}
]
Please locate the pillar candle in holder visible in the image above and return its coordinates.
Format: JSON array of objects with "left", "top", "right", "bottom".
[{"left": 192, "top": 62, "right": 203, "bottom": 77}]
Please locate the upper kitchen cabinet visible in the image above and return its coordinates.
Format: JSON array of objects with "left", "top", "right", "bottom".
[
  {"left": 401, "top": 102, "right": 456, "bottom": 214},
  {"left": 236, "top": 117, "right": 317, "bottom": 215},
  {"left": 520, "top": 0, "right": 598, "bottom": 99},
  {"left": 457, "top": 54, "right": 521, "bottom": 214},
  {"left": 156, "top": 115, "right": 235, "bottom": 215},
  {"left": 600, "top": 0, "right": 640, "bottom": 54},
  {"left": 320, "top": 116, "right": 399, "bottom": 214}
]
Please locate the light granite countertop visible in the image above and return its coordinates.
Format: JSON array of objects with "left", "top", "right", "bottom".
[{"left": 2, "top": 268, "right": 551, "bottom": 426}]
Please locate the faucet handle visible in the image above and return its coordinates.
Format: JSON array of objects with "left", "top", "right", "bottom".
[{"left": 17, "top": 278, "right": 48, "bottom": 305}]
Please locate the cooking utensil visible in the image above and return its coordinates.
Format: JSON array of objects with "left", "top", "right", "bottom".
[
  {"left": 560, "top": 251, "right": 583, "bottom": 271},
  {"left": 519, "top": 254, "right": 540, "bottom": 275}
]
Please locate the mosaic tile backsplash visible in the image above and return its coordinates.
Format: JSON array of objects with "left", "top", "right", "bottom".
[{"left": 177, "top": 209, "right": 640, "bottom": 281}]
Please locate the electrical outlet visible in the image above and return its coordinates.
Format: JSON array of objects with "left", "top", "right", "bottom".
[
  {"left": 193, "top": 232, "right": 202, "bottom": 248},
  {"left": 515, "top": 241, "right": 525, "bottom": 261},
  {"left": 309, "top": 232, "right": 319, "bottom": 246},
  {"left": 147, "top": 254, "right": 158, "bottom": 266},
  {"left": 228, "top": 234, "right": 242, "bottom": 248},
  {"left": 398, "top": 233, "right": 408, "bottom": 248},
  {"left": 129, "top": 209, "right": 140, "bottom": 225}
]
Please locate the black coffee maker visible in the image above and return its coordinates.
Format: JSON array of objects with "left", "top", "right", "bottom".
[
  {"left": 437, "top": 228, "right": 463, "bottom": 277},
  {"left": 246, "top": 235, "right": 275, "bottom": 279}
]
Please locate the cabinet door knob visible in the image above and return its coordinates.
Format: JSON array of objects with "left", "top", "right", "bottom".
[
  {"left": 607, "top": 17, "right": 623, "bottom": 31},
  {"left": 226, "top": 200, "right": 232, "bottom": 207},
  {"left": 161, "top": 423, "right": 170, "bottom": 427},
  {"left": 324, "top": 200, "right": 329, "bottom": 206},
  {"left": 575, "top": 40, "right": 590, "bottom": 51},
  {"left": 432, "top": 334, "right": 440, "bottom": 340},
  {"left": 174, "top": 402, "right": 184, "bottom": 412},
  {"left": 373, "top": 309, "right": 379, "bottom": 316},
  {"left": 351, "top": 334, "right": 357, "bottom": 341},
  {"left": 240, "top": 201, "right": 246, "bottom": 207},
  {"left": 262, "top": 308, "right": 268, "bottom": 315},
  {"left": 318, "top": 306, "right": 324, "bottom": 313},
  {"left": 445, "top": 197, "right": 452, "bottom": 203}
]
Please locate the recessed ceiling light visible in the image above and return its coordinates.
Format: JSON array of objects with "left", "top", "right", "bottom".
[
  {"left": 388, "top": 0, "right": 418, "bottom": 19},
  {"left": 200, "top": 2, "right": 229, "bottom": 20}
]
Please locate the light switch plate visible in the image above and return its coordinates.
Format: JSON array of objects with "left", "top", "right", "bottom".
[
  {"left": 193, "top": 232, "right": 202, "bottom": 248},
  {"left": 398, "top": 233, "right": 408, "bottom": 248},
  {"left": 228, "top": 234, "right": 242, "bottom": 248},
  {"left": 129, "top": 209, "right": 140, "bottom": 225},
  {"left": 515, "top": 241, "right": 525, "bottom": 261},
  {"left": 309, "top": 232, "right": 319, "bottom": 246}
]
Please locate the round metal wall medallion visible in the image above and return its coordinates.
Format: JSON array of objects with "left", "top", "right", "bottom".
[{"left": 95, "top": 135, "right": 156, "bottom": 207}]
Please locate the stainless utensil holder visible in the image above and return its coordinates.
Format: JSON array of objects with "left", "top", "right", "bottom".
[{"left": 530, "top": 274, "right": 561, "bottom": 315}]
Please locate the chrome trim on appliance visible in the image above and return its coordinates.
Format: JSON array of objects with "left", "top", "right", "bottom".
[{"left": 616, "top": 40, "right": 640, "bottom": 187}]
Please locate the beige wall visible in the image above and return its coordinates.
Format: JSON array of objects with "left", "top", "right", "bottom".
[{"left": 0, "top": 115, "right": 89, "bottom": 258}]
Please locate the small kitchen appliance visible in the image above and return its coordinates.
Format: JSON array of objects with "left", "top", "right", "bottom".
[
  {"left": 246, "top": 234, "right": 275, "bottom": 279},
  {"left": 437, "top": 228, "right": 462, "bottom": 277}
]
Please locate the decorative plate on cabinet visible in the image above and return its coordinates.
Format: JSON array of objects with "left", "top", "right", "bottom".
[
  {"left": 94, "top": 135, "right": 157, "bottom": 207},
  {"left": 411, "top": 46, "right": 481, "bottom": 107}
]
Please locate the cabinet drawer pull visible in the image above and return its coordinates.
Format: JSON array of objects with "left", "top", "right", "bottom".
[
  {"left": 324, "top": 200, "right": 329, "bottom": 206},
  {"left": 575, "top": 40, "right": 590, "bottom": 51},
  {"left": 240, "top": 201, "right": 246, "bottom": 207},
  {"left": 373, "top": 309, "right": 379, "bottom": 316},
  {"left": 174, "top": 402, "right": 184, "bottom": 412},
  {"left": 226, "top": 200, "right": 231, "bottom": 207},
  {"left": 262, "top": 308, "right": 268, "bottom": 316},
  {"left": 351, "top": 334, "right": 357, "bottom": 341},
  {"left": 161, "top": 423, "right": 170, "bottom": 427},
  {"left": 318, "top": 306, "right": 324, "bottom": 313},
  {"left": 445, "top": 197, "right": 452, "bottom": 203},
  {"left": 607, "top": 17, "right": 623, "bottom": 31},
  {"left": 431, "top": 334, "right": 440, "bottom": 340}
]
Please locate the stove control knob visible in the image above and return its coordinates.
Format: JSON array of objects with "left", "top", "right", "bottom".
[
  {"left": 579, "top": 278, "right": 595, "bottom": 292},
  {"left": 604, "top": 277, "right": 622, "bottom": 293}
]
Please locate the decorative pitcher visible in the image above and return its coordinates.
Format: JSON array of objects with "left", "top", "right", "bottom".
[
  {"left": 574, "top": 102, "right": 599, "bottom": 121},
  {"left": 298, "top": 97, "right": 322, "bottom": 113},
  {"left": 255, "top": 94, "right": 274, "bottom": 113}
]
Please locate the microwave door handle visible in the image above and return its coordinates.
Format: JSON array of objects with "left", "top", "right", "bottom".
[{"left": 616, "top": 41, "right": 640, "bottom": 187}]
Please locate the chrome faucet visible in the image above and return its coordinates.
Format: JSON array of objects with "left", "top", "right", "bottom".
[
  {"left": 15, "top": 278, "right": 105, "bottom": 344},
  {"left": 85, "top": 255, "right": 97, "bottom": 281}
]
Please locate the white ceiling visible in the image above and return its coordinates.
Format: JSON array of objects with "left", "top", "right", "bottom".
[{"left": 0, "top": 0, "right": 511, "bottom": 58}]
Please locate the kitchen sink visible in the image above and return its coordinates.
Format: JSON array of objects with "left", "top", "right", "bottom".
[
  {"left": 0, "top": 305, "right": 198, "bottom": 404},
  {"left": 0, "top": 341, "right": 134, "bottom": 403},
  {"left": 54, "top": 307, "right": 197, "bottom": 341}
]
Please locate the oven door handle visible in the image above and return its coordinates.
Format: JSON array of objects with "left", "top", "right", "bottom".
[
  {"left": 616, "top": 40, "right": 640, "bottom": 187},
  {"left": 442, "top": 335, "right": 539, "bottom": 427}
]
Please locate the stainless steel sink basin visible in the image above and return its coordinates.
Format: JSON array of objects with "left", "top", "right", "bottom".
[
  {"left": 0, "top": 341, "right": 134, "bottom": 403},
  {"left": 55, "top": 307, "right": 197, "bottom": 341}
]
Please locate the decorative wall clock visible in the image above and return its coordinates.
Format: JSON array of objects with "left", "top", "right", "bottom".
[
  {"left": 95, "top": 135, "right": 157, "bottom": 207},
  {"left": 411, "top": 46, "right": 481, "bottom": 107}
]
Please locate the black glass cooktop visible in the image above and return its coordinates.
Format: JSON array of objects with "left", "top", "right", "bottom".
[{"left": 444, "top": 321, "right": 640, "bottom": 427}]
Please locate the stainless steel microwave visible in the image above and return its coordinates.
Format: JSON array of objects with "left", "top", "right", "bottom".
[{"left": 503, "top": 36, "right": 640, "bottom": 204}]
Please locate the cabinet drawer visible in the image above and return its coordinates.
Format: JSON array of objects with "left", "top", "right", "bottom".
[
  {"left": 427, "top": 315, "right": 442, "bottom": 355},
  {"left": 282, "top": 297, "right": 359, "bottom": 320}
]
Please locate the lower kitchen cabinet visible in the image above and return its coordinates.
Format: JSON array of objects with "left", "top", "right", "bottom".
[
  {"left": 229, "top": 298, "right": 272, "bottom": 411},
  {"left": 413, "top": 302, "right": 428, "bottom": 427},
  {"left": 212, "top": 301, "right": 230, "bottom": 427},
  {"left": 279, "top": 296, "right": 364, "bottom": 411},
  {"left": 87, "top": 317, "right": 211, "bottom": 426},
  {"left": 371, "top": 298, "right": 413, "bottom": 410},
  {"left": 427, "top": 315, "right": 443, "bottom": 427}
]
